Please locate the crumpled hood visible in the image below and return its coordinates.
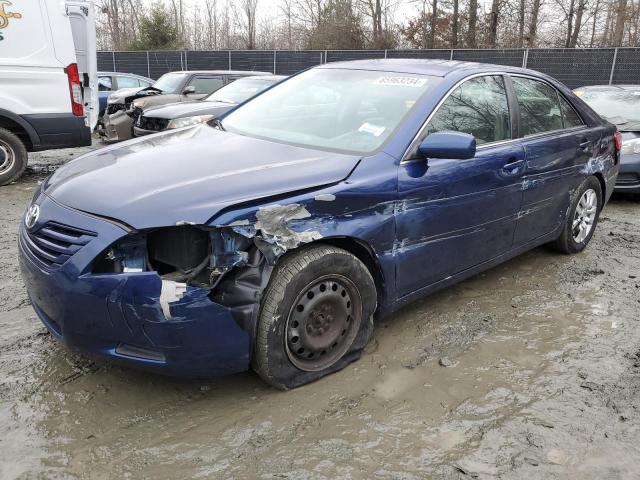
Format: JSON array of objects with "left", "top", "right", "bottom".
[
  {"left": 44, "top": 126, "right": 361, "bottom": 229},
  {"left": 143, "top": 101, "right": 234, "bottom": 120}
]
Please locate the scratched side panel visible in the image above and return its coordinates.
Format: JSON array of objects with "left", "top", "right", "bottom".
[
  {"left": 395, "top": 144, "right": 526, "bottom": 297},
  {"left": 514, "top": 128, "right": 597, "bottom": 245}
]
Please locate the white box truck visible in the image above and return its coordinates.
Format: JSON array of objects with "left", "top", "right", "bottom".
[{"left": 0, "top": 0, "right": 97, "bottom": 185}]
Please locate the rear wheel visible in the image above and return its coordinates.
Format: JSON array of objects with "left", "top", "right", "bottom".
[
  {"left": 0, "top": 127, "right": 27, "bottom": 186},
  {"left": 550, "top": 176, "right": 602, "bottom": 253},
  {"left": 253, "top": 245, "right": 377, "bottom": 389}
]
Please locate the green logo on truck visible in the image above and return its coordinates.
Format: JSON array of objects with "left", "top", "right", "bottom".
[{"left": 0, "top": 1, "right": 22, "bottom": 41}]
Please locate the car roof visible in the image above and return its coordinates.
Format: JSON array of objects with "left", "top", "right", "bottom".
[
  {"left": 235, "top": 75, "right": 287, "bottom": 81},
  {"left": 316, "top": 59, "right": 533, "bottom": 77},
  {"left": 165, "top": 70, "right": 273, "bottom": 75},
  {"left": 574, "top": 84, "right": 640, "bottom": 91},
  {"left": 98, "top": 71, "right": 153, "bottom": 79}
]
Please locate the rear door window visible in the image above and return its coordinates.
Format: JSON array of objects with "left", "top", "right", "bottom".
[
  {"left": 187, "top": 76, "right": 224, "bottom": 94},
  {"left": 427, "top": 75, "right": 511, "bottom": 145},
  {"left": 512, "top": 77, "right": 563, "bottom": 136}
]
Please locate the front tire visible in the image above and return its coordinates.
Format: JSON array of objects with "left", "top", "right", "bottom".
[
  {"left": 253, "top": 245, "right": 377, "bottom": 389},
  {"left": 550, "top": 176, "right": 602, "bottom": 254},
  {"left": 0, "top": 127, "right": 28, "bottom": 186}
]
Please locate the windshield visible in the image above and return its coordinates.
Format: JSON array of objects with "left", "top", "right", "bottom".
[
  {"left": 222, "top": 69, "right": 439, "bottom": 154},
  {"left": 152, "top": 73, "right": 188, "bottom": 93},
  {"left": 577, "top": 88, "right": 640, "bottom": 122},
  {"left": 205, "top": 78, "right": 275, "bottom": 104}
]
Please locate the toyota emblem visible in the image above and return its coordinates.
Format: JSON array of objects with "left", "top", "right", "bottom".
[{"left": 25, "top": 204, "right": 40, "bottom": 229}]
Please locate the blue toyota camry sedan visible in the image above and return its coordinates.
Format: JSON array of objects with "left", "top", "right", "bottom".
[{"left": 19, "top": 60, "right": 619, "bottom": 389}]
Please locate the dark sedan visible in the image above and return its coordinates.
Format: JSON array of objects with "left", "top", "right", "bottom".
[
  {"left": 134, "top": 75, "right": 286, "bottom": 136},
  {"left": 574, "top": 85, "right": 640, "bottom": 193},
  {"left": 20, "top": 60, "right": 619, "bottom": 389}
]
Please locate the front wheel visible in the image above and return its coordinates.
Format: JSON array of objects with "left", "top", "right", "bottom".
[
  {"left": 550, "top": 176, "right": 602, "bottom": 254},
  {"left": 0, "top": 127, "right": 28, "bottom": 186},
  {"left": 253, "top": 245, "right": 377, "bottom": 389}
]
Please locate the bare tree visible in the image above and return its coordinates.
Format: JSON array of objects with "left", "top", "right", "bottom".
[
  {"left": 613, "top": 0, "right": 628, "bottom": 44},
  {"left": 452, "top": 0, "right": 459, "bottom": 47},
  {"left": 466, "top": 0, "right": 478, "bottom": 46},
  {"left": 487, "top": 0, "right": 500, "bottom": 47}
]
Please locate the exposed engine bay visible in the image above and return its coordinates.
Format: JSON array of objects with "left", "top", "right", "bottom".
[{"left": 93, "top": 225, "right": 272, "bottom": 329}]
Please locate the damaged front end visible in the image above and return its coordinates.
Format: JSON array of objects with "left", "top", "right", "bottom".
[{"left": 93, "top": 224, "right": 274, "bottom": 339}]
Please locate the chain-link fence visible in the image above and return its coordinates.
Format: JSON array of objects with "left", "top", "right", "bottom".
[{"left": 97, "top": 48, "right": 640, "bottom": 89}]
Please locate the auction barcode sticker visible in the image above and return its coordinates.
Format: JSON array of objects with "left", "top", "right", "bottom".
[{"left": 375, "top": 76, "right": 428, "bottom": 87}]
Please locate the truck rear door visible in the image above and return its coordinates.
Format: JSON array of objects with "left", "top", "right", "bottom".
[{"left": 65, "top": 1, "right": 97, "bottom": 129}]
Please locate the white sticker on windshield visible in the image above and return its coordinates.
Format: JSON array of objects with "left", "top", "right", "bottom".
[
  {"left": 375, "top": 76, "right": 428, "bottom": 87},
  {"left": 359, "top": 122, "right": 386, "bottom": 137}
]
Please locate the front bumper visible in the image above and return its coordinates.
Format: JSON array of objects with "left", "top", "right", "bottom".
[
  {"left": 615, "top": 152, "right": 640, "bottom": 193},
  {"left": 99, "top": 110, "right": 134, "bottom": 143},
  {"left": 18, "top": 193, "right": 251, "bottom": 377}
]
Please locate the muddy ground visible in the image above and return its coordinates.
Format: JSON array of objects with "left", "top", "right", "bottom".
[{"left": 1, "top": 144, "right": 640, "bottom": 479}]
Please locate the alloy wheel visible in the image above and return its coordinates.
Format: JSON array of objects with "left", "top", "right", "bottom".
[{"left": 572, "top": 188, "right": 598, "bottom": 244}]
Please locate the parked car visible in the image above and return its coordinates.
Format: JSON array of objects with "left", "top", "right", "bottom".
[
  {"left": 134, "top": 75, "right": 287, "bottom": 136},
  {"left": 574, "top": 85, "right": 640, "bottom": 194},
  {"left": 19, "top": 60, "right": 619, "bottom": 389},
  {"left": 97, "top": 72, "right": 154, "bottom": 118},
  {"left": 0, "top": 0, "right": 96, "bottom": 185},
  {"left": 99, "top": 70, "right": 271, "bottom": 142}
]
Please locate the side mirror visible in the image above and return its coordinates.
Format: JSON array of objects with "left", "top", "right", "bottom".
[
  {"left": 418, "top": 131, "right": 476, "bottom": 160},
  {"left": 182, "top": 85, "right": 196, "bottom": 95}
]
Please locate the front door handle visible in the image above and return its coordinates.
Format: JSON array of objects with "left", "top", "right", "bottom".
[{"left": 501, "top": 159, "right": 525, "bottom": 175}]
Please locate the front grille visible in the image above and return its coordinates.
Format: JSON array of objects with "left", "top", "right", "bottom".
[
  {"left": 21, "top": 222, "right": 96, "bottom": 269},
  {"left": 137, "top": 116, "right": 169, "bottom": 132},
  {"left": 106, "top": 103, "right": 125, "bottom": 115},
  {"left": 616, "top": 172, "right": 640, "bottom": 185}
]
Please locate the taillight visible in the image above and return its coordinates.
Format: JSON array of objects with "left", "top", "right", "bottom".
[
  {"left": 614, "top": 131, "right": 622, "bottom": 151},
  {"left": 65, "top": 63, "right": 84, "bottom": 116}
]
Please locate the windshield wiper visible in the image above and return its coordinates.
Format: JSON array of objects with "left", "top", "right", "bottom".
[{"left": 208, "top": 98, "right": 235, "bottom": 104}]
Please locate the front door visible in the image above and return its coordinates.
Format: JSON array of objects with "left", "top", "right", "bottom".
[{"left": 396, "top": 75, "right": 525, "bottom": 297}]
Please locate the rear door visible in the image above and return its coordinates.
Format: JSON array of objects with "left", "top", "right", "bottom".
[
  {"left": 510, "top": 75, "right": 592, "bottom": 245},
  {"left": 66, "top": 1, "right": 98, "bottom": 129},
  {"left": 396, "top": 74, "right": 525, "bottom": 296}
]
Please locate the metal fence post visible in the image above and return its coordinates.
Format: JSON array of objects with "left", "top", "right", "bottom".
[
  {"left": 319, "top": 51, "right": 323, "bottom": 64},
  {"left": 522, "top": 49, "right": 529, "bottom": 68},
  {"left": 112, "top": 51, "right": 116, "bottom": 71},
  {"left": 324, "top": 50, "right": 328, "bottom": 64},
  {"left": 609, "top": 48, "right": 618, "bottom": 85},
  {"left": 228, "top": 50, "right": 231, "bottom": 70},
  {"left": 273, "top": 50, "right": 277, "bottom": 74},
  {"left": 384, "top": 49, "right": 388, "bottom": 58},
  {"left": 146, "top": 51, "right": 150, "bottom": 78},
  {"left": 450, "top": 49, "right": 454, "bottom": 60}
]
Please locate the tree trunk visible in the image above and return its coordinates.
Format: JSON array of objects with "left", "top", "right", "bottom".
[
  {"left": 527, "top": 0, "right": 541, "bottom": 46},
  {"left": 466, "top": 0, "right": 477, "bottom": 47},
  {"left": 430, "top": 0, "right": 438, "bottom": 48},
  {"left": 488, "top": 0, "right": 499, "bottom": 48},
  {"left": 590, "top": 0, "right": 601, "bottom": 47},
  {"left": 613, "top": 0, "right": 628, "bottom": 45},
  {"left": 569, "top": 0, "right": 586, "bottom": 47},
  {"left": 452, "top": 0, "right": 459, "bottom": 47},
  {"left": 565, "top": 0, "right": 575, "bottom": 48},
  {"left": 518, "top": 0, "right": 525, "bottom": 47}
]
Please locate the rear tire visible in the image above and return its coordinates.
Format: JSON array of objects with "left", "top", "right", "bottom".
[
  {"left": 253, "top": 245, "right": 377, "bottom": 390},
  {"left": 0, "top": 127, "right": 27, "bottom": 186},
  {"left": 550, "top": 176, "right": 602, "bottom": 254}
]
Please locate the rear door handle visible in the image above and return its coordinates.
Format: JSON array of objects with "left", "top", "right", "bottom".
[
  {"left": 501, "top": 159, "right": 525, "bottom": 175},
  {"left": 579, "top": 140, "right": 591, "bottom": 151}
]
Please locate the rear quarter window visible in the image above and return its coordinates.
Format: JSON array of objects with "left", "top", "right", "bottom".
[{"left": 512, "top": 77, "right": 563, "bottom": 136}]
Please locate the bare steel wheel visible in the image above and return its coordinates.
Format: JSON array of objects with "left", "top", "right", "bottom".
[
  {"left": 572, "top": 188, "right": 597, "bottom": 244},
  {"left": 285, "top": 275, "right": 362, "bottom": 371},
  {"left": 0, "top": 127, "right": 27, "bottom": 185},
  {"left": 253, "top": 245, "right": 377, "bottom": 389}
]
